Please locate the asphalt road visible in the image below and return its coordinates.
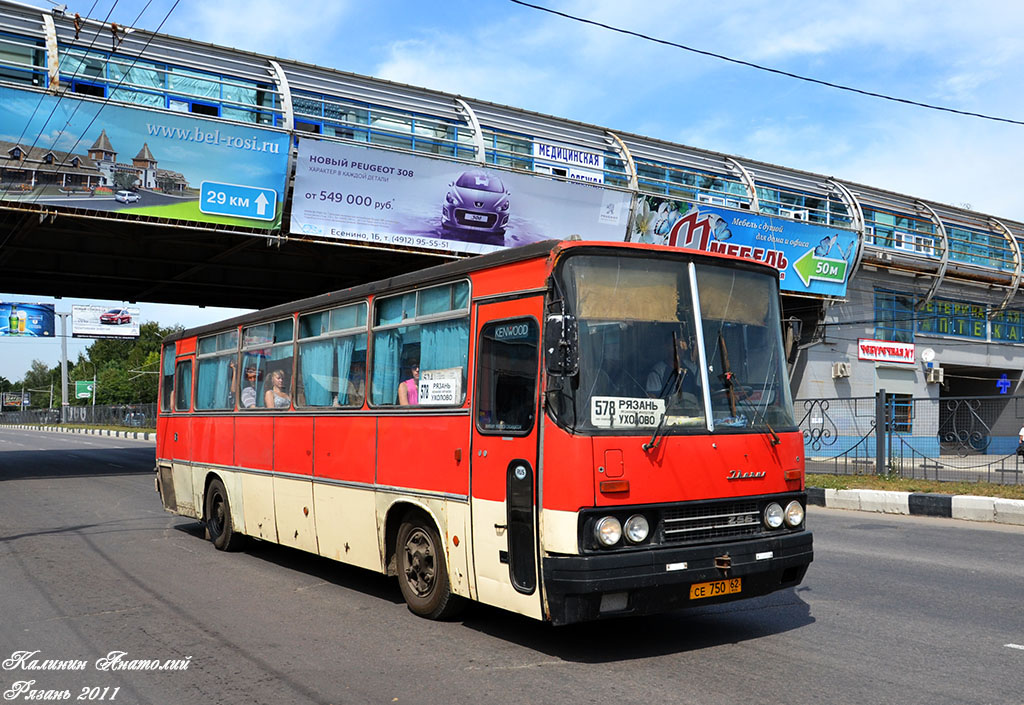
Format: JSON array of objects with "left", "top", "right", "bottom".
[
  {"left": 26, "top": 191, "right": 191, "bottom": 210},
  {"left": 1, "top": 427, "right": 1022, "bottom": 705}
]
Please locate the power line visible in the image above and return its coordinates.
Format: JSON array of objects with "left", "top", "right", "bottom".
[{"left": 508, "top": 0, "right": 1024, "bottom": 127}]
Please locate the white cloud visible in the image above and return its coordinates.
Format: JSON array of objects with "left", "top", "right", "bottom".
[{"left": 166, "top": 0, "right": 352, "bottom": 61}]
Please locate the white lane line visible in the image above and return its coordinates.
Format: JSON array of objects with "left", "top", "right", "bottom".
[{"left": 1005, "top": 644, "right": 1024, "bottom": 651}]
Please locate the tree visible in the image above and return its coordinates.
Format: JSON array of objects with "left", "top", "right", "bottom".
[
  {"left": 113, "top": 171, "right": 138, "bottom": 191},
  {"left": 18, "top": 359, "right": 59, "bottom": 408}
]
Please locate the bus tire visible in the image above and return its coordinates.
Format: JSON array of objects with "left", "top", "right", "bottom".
[
  {"left": 396, "top": 515, "right": 460, "bottom": 619},
  {"left": 205, "top": 478, "right": 243, "bottom": 552}
]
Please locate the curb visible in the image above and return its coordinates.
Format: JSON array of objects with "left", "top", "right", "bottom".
[
  {"left": 808, "top": 487, "right": 1024, "bottom": 527},
  {"left": 2, "top": 423, "right": 155, "bottom": 443}
]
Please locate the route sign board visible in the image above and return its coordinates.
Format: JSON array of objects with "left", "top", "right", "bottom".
[{"left": 199, "top": 181, "right": 278, "bottom": 221}]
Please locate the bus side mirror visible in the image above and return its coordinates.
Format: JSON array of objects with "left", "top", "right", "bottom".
[
  {"left": 783, "top": 316, "right": 803, "bottom": 365},
  {"left": 544, "top": 314, "right": 578, "bottom": 376}
]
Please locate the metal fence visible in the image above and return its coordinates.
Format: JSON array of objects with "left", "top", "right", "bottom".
[
  {"left": 797, "top": 393, "right": 1024, "bottom": 485},
  {"left": 0, "top": 403, "right": 157, "bottom": 429}
]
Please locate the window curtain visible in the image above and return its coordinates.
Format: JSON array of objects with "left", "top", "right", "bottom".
[
  {"left": 421, "top": 319, "right": 469, "bottom": 371},
  {"left": 334, "top": 337, "right": 355, "bottom": 405},
  {"left": 372, "top": 330, "right": 401, "bottom": 405},
  {"left": 196, "top": 355, "right": 232, "bottom": 409},
  {"left": 299, "top": 340, "right": 335, "bottom": 407}
]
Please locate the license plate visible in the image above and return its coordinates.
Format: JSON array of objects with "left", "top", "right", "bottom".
[
  {"left": 464, "top": 212, "right": 488, "bottom": 222},
  {"left": 689, "top": 578, "right": 742, "bottom": 600}
]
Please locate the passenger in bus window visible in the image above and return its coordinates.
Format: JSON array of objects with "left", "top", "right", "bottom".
[
  {"left": 241, "top": 365, "right": 259, "bottom": 408},
  {"left": 344, "top": 361, "right": 366, "bottom": 406},
  {"left": 398, "top": 364, "right": 419, "bottom": 406},
  {"left": 264, "top": 369, "right": 292, "bottom": 409}
]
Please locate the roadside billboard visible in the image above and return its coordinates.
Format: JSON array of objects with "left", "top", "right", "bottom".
[
  {"left": 2, "top": 392, "right": 30, "bottom": 407},
  {"left": 72, "top": 305, "right": 141, "bottom": 339},
  {"left": 0, "top": 302, "right": 55, "bottom": 337},
  {"left": 290, "top": 139, "right": 631, "bottom": 255},
  {"left": 632, "top": 195, "right": 858, "bottom": 298},
  {"left": 0, "top": 85, "right": 289, "bottom": 229}
]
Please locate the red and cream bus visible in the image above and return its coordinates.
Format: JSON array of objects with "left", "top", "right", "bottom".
[{"left": 156, "top": 239, "right": 812, "bottom": 624}]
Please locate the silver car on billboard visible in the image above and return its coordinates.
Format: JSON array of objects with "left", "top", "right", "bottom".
[{"left": 441, "top": 170, "right": 510, "bottom": 245}]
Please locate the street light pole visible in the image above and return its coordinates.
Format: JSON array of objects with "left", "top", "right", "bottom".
[{"left": 58, "top": 312, "right": 69, "bottom": 424}]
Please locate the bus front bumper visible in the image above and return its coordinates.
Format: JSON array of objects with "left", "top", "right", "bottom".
[{"left": 541, "top": 531, "right": 812, "bottom": 625}]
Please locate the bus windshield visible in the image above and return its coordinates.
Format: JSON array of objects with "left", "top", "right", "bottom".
[{"left": 548, "top": 253, "right": 796, "bottom": 435}]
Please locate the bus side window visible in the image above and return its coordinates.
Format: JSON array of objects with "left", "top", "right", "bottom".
[
  {"left": 174, "top": 360, "right": 193, "bottom": 411},
  {"left": 161, "top": 345, "right": 175, "bottom": 411}
]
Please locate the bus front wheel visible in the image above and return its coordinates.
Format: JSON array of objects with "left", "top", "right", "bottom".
[
  {"left": 204, "top": 478, "right": 244, "bottom": 551},
  {"left": 396, "top": 516, "right": 460, "bottom": 619}
]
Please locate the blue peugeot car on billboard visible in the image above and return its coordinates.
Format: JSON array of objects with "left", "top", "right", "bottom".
[{"left": 441, "top": 170, "right": 510, "bottom": 245}]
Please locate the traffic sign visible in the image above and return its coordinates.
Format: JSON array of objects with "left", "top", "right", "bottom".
[
  {"left": 793, "top": 249, "right": 849, "bottom": 288},
  {"left": 199, "top": 181, "right": 278, "bottom": 221},
  {"left": 75, "top": 381, "right": 94, "bottom": 399}
]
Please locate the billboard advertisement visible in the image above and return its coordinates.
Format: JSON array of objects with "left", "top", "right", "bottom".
[
  {"left": 290, "top": 139, "right": 631, "bottom": 255},
  {"left": 2, "top": 392, "right": 30, "bottom": 407},
  {"left": 72, "top": 305, "right": 141, "bottom": 339},
  {"left": 632, "top": 195, "right": 858, "bottom": 298},
  {"left": 0, "top": 85, "right": 290, "bottom": 229},
  {"left": 0, "top": 302, "right": 55, "bottom": 337}
]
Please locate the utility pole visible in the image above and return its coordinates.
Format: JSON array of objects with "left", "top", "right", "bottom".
[{"left": 58, "top": 312, "right": 69, "bottom": 424}]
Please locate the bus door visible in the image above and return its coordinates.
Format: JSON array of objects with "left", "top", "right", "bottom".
[{"left": 470, "top": 298, "right": 543, "bottom": 619}]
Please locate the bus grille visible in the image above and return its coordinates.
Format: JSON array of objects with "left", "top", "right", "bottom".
[{"left": 661, "top": 501, "right": 763, "bottom": 544}]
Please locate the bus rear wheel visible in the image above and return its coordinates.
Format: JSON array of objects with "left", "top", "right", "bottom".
[
  {"left": 396, "top": 516, "right": 460, "bottom": 619},
  {"left": 205, "top": 478, "right": 243, "bottom": 551}
]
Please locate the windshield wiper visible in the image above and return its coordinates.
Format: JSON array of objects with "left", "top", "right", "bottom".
[
  {"left": 717, "top": 331, "right": 738, "bottom": 419},
  {"left": 643, "top": 332, "right": 682, "bottom": 452},
  {"left": 717, "top": 331, "right": 780, "bottom": 445}
]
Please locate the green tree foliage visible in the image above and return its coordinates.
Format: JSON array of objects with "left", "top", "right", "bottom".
[{"left": 13, "top": 321, "right": 182, "bottom": 407}]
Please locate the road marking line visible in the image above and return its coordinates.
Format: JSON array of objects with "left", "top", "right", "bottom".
[{"left": 1005, "top": 644, "right": 1024, "bottom": 651}]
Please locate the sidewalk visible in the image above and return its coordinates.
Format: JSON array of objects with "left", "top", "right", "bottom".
[
  {"left": 2, "top": 423, "right": 155, "bottom": 442},
  {"left": 808, "top": 486, "right": 1024, "bottom": 526}
]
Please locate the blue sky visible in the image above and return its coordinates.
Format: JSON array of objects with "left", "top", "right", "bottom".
[{"left": 4, "top": 0, "right": 1024, "bottom": 381}]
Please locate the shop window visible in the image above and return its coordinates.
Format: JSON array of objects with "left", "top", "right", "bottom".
[{"left": 885, "top": 393, "right": 912, "bottom": 433}]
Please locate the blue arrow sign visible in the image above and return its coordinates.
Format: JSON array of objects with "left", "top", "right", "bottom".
[{"left": 199, "top": 181, "right": 277, "bottom": 221}]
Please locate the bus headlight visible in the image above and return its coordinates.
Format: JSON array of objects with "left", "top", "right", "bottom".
[
  {"left": 623, "top": 514, "right": 650, "bottom": 544},
  {"left": 763, "top": 503, "right": 784, "bottom": 529},
  {"left": 784, "top": 500, "right": 805, "bottom": 527},
  {"left": 595, "top": 516, "right": 622, "bottom": 546}
]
